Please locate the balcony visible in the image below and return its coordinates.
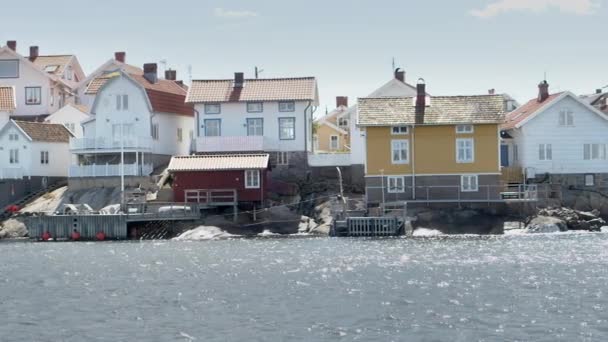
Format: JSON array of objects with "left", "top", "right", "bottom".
[
  {"left": 0, "top": 167, "right": 25, "bottom": 180},
  {"left": 69, "top": 163, "right": 154, "bottom": 178},
  {"left": 307, "top": 152, "right": 352, "bottom": 167},
  {"left": 70, "top": 137, "right": 153, "bottom": 153},
  {"left": 195, "top": 136, "right": 272, "bottom": 153}
]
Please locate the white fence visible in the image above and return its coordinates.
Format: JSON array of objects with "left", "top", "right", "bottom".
[
  {"left": 69, "top": 163, "right": 154, "bottom": 178},
  {"left": 70, "top": 136, "right": 153, "bottom": 151},
  {"left": 307, "top": 153, "right": 352, "bottom": 167},
  {"left": 0, "top": 167, "right": 25, "bottom": 179},
  {"left": 195, "top": 136, "right": 270, "bottom": 152}
]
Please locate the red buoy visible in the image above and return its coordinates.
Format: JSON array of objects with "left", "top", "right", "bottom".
[
  {"left": 71, "top": 229, "right": 81, "bottom": 241},
  {"left": 96, "top": 231, "right": 106, "bottom": 241},
  {"left": 41, "top": 231, "right": 51, "bottom": 241}
]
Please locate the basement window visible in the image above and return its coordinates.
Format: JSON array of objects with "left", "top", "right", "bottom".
[
  {"left": 387, "top": 176, "right": 405, "bottom": 193},
  {"left": 461, "top": 175, "right": 479, "bottom": 192},
  {"left": 585, "top": 174, "right": 595, "bottom": 187}
]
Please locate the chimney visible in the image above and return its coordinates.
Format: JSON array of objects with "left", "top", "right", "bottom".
[
  {"left": 394, "top": 68, "right": 405, "bottom": 83},
  {"left": 29, "top": 46, "right": 39, "bottom": 61},
  {"left": 6, "top": 40, "right": 16, "bottom": 52},
  {"left": 114, "top": 51, "right": 126, "bottom": 63},
  {"left": 596, "top": 89, "right": 603, "bottom": 94},
  {"left": 234, "top": 72, "right": 244, "bottom": 88},
  {"left": 175, "top": 80, "right": 184, "bottom": 87},
  {"left": 538, "top": 80, "right": 549, "bottom": 102},
  {"left": 336, "top": 96, "right": 348, "bottom": 108},
  {"left": 488, "top": 88, "right": 496, "bottom": 95},
  {"left": 415, "top": 78, "right": 426, "bottom": 122},
  {"left": 165, "top": 69, "right": 177, "bottom": 81},
  {"left": 143, "top": 63, "right": 158, "bottom": 83}
]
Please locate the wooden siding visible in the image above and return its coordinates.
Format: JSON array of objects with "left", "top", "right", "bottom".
[
  {"left": 315, "top": 123, "right": 349, "bottom": 152},
  {"left": 172, "top": 170, "right": 268, "bottom": 203},
  {"left": 365, "top": 124, "right": 500, "bottom": 176}
]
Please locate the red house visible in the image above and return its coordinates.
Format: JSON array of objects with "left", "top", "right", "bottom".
[{"left": 168, "top": 154, "right": 270, "bottom": 205}]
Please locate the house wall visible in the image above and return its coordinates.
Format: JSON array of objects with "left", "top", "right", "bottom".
[
  {"left": 45, "top": 104, "right": 90, "bottom": 138},
  {"left": 172, "top": 169, "right": 268, "bottom": 203},
  {"left": 194, "top": 100, "right": 313, "bottom": 152},
  {"left": 0, "top": 111, "right": 9, "bottom": 128},
  {"left": 29, "top": 142, "right": 71, "bottom": 177},
  {"left": 315, "top": 123, "right": 349, "bottom": 151},
  {"left": 517, "top": 95, "right": 608, "bottom": 175},
  {"left": 152, "top": 112, "right": 194, "bottom": 156},
  {"left": 0, "top": 123, "right": 32, "bottom": 176},
  {"left": 365, "top": 124, "right": 500, "bottom": 176},
  {"left": 0, "top": 50, "right": 62, "bottom": 116}
]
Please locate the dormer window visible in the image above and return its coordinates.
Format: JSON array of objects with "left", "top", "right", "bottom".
[
  {"left": 44, "top": 65, "right": 59, "bottom": 73},
  {"left": 559, "top": 109, "right": 574, "bottom": 126},
  {"left": 391, "top": 126, "right": 409, "bottom": 135},
  {"left": 456, "top": 125, "right": 474, "bottom": 134}
]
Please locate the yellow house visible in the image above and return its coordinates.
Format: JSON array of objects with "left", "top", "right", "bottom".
[
  {"left": 314, "top": 96, "right": 351, "bottom": 152},
  {"left": 358, "top": 83, "right": 506, "bottom": 204}
]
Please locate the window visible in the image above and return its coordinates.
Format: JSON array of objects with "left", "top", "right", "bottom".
[
  {"left": 456, "top": 125, "right": 474, "bottom": 134},
  {"left": 338, "top": 117, "right": 349, "bottom": 128},
  {"left": 330, "top": 135, "right": 339, "bottom": 150},
  {"left": 204, "top": 119, "right": 221, "bottom": 137},
  {"left": 151, "top": 123, "right": 159, "bottom": 140},
  {"left": 585, "top": 174, "right": 595, "bottom": 187},
  {"left": 9, "top": 149, "right": 19, "bottom": 164},
  {"left": 64, "top": 123, "right": 75, "bottom": 132},
  {"left": 247, "top": 118, "right": 264, "bottom": 136},
  {"left": 538, "top": 144, "right": 552, "bottom": 161},
  {"left": 559, "top": 109, "right": 574, "bottom": 126},
  {"left": 245, "top": 170, "right": 261, "bottom": 189},
  {"left": 247, "top": 102, "right": 263, "bottom": 113},
  {"left": 189, "top": 130, "right": 193, "bottom": 141},
  {"left": 584, "top": 143, "right": 607, "bottom": 160},
  {"left": 40, "top": 151, "right": 49, "bottom": 164},
  {"left": 391, "top": 126, "right": 409, "bottom": 135},
  {"left": 279, "top": 101, "right": 295, "bottom": 112},
  {"left": 8, "top": 133, "right": 18, "bottom": 141},
  {"left": 461, "top": 175, "right": 479, "bottom": 192},
  {"left": 116, "top": 94, "right": 128, "bottom": 110},
  {"left": 204, "top": 104, "right": 221, "bottom": 114},
  {"left": 456, "top": 138, "right": 475, "bottom": 163},
  {"left": 25, "top": 87, "right": 41, "bottom": 105},
  {"left": 0, "top": 60, "right": 19, "bottom": 78},
  {"left": 177, "top": 128, "right": 183, "bottom": 142},
  {"left": 66, "top": 66, "right": 73, "bottom": 80},
  {"left": 277, "top": 152, "right": 289, "bottom": 166},
  {"left": 387, "top": 176, "right": 405, "bottom": 193},
  {"left": 391, "top": 139, "right": 409, "bottom": 164},
  {"left": 50, "top": 88, "right": 55, "bottom": 106},
  {"left": 513, "top": 144, "right": 519, "bottom": 161},
  {"left": 44, "top": 65, "right": 59, "bottom": 73},
  {"left": 279, "top": 117, "right": 295, "bottom": 140}
]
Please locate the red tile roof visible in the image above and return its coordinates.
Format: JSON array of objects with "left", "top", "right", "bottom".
[
  {"left": 186, "top": 77, "right": 317, "bottom": 103},
  {"left": 0, "top": 86, "right": 16, "bottom": 112},
  {"left": 13, "top": 121, "right": 73, "bottom": 142},
  {"left": 502, "top": 93, "right": 563, "bottom": 130}
]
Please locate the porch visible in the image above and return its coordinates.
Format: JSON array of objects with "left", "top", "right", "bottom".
[
  {"left": 501, "top": 166, "right": 524, "bottom": 184},
  {"left": 68, "top": 163, "right": 154, "bottom": 177},
  {"left": 70, "top": 136, "right": 153, "bottom": 153}
]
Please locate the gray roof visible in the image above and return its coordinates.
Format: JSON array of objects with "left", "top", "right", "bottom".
[{"left": 357, "top": 95, "right": 506, "bottom": 126}]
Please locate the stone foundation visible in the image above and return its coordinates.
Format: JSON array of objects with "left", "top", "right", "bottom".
[{"left": 0, "top": 177, "right": 65, "bottom": 208}]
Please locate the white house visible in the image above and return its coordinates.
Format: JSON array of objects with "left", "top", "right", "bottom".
[
  {"left": 502, "top": 81, "right": 608, "bottom": 187},
  {"left": 0, "top": 41, "right": 85, "bottom": 118},
  {"left": 0, "top": 85, "right": 16, "bottom": 128},
  {"left": 74, "top": 51, "right": 143, "bottom": 109},
  {"left": 186, "top": 73, "right": 318, "bottom": 167},
  {"left": 44, "top": 103, "right": 91, "bottom": 138},
  {"left": 0, "top": 120, "right": 73, "bottom": 180},
  {"left": 69, "top": 64, "right": 194, "bottom": 178}
]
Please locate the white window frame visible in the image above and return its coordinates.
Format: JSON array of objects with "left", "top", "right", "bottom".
[
  {"left": 391, "top": 139, "right": 409, "bottom": 164},
  {"left": 456, "top": 125, "right": 474, "bottom": 134},
  {"left": 245, "top": 169, "right": 261, "bottom": 189},
  {"left": 391, "top": 126, "right": 409, "bottom": 135},
  {"left": 387, "top": 176, "right": 405, "bottom": 193},
  {"left": 116, "top": 94, "right": 128, "bottom": 111},
  {"left": 8, "top": 132, "right": 18, "bottom": 141},
  {"left": 276, "top": 152, "right": 289, "bottom": 166},
  {"left": 329, "top": 135, "right": 339, "bottom": 150},
  {"left": 151, "top": 123, "right": 159, "bottom": 140},
  {"left": 9, "top": 148, "right": 19, "bottom": 164},
  {"left": 66, "top": 66, "right": 73, "bottom": 80},
  {"left": 246, "top": 102, "right": 263, "bottom": 113},
  {"left": 461, "top": 175, "right": 479, "bottom": 192},
  {"left": 559, "top": 108, "right": 574, "bottom": 127},
  {"left": 456, "top": 138, "right": 475, "bottom": 163},
  {"left": 513, "top": 144, "right": 519, "bottom": 162},
  {"left": 25, "top": 87, "right": 42, "bottom": 105},
  {"left": 278, "top": 101, "right": 295, "bottom": 112},
  {"left": 177, "top": 128, "right": 183, "bottom": 142},
  {"left": 40, "top": 151, "right": 49, "bottom": 165},
  {"left": 584, "top": 143, "right": 607, "bottom": 161},
  {"left": 585, "top": 174, "right": 595, "bottom": 186},
  {"left": 278, "top": 117, "right": 295, "bottom": 140},
  {"left": 204, "top": 103, "right": 221, "bottom": 114},
  {"left": 338, "top": 117, "right": 349, "bottom": 128},
  {"left": 246, "top": 118, "right": 264, "bottom": 136},
  {"left": 204, "top": 119, "right": 221, "bottom": 137},
  {"left": 538, "top": 143, "right": 553, "bottom": 161}
]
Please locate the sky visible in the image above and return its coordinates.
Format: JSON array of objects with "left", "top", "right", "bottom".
[{"left": 1, "top": 0, "right": 607, "bottom": 114}]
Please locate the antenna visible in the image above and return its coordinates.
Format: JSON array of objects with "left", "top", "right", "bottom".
[
  {"left": 255, "top": 66, "right": 264, "bottom": 79},
  {"left": 159, "top": 59, "right": 167, "bottom": 77},
  {"left": 392, "top": 57, "right": 395, "bottom": 72},
  {"left": 543, "top": 71, "right": 547, "bottom": 81}
]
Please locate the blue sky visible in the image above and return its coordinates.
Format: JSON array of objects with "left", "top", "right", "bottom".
[{"left": 1, "top": 0, "right": 606, "bottom": 112}]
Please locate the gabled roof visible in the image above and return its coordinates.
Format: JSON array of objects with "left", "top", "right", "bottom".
[
  {"left": 186, "top": 77, "right": 318, "bottom": 104},
  {"left": 5, "top": 120, "right": 73, "bottom": 142},
  {"left": 30, "top": 55, "right": 73, "bottom": 76},
  {"left": 502, "top": 91, "right": 608, "bottom": 130},
  {"left": 368, "top": 78, "right": 419, "bottom": 97},
  {"left": 168, "top": 154, "right": 270, "bottom": 172},
  {"left": 358, "top": 95, "right": 505, "bottom": 126},
  {"left": 44, "top": 103, "right": 91, "bottom": 122},
  {"left": 77, "top": 58, "right": 142, "bottom": 93},
  {"left": 0, "top": 86, "right": 16, "bottom": 112}
]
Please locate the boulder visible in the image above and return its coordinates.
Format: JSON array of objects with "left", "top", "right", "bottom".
[
  {"left": 0, "top": 219, "right": 28, "bottom": 239},
  {"left": 526, "top": 216, "right": 567, "bottom": 233}
]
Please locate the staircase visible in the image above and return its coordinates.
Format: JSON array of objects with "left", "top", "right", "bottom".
[{"left": 0, "top": 180, "right": 67, "bottom": 221}]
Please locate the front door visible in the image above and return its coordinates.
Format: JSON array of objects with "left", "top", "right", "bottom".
[{"left": 500, "top": 144, "right": 509, "bottom": 167}]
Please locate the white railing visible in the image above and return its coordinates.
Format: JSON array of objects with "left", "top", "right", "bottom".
[
  {"left": 0, "top": 167, "right": 25, "bottom": 179},
  {"left": 195, "top": 136, "right": 271, "bottom": 153},
  {"left": 69, "top": 163, "right": 154, "bottom": 178},
  {"left": 70, "top": 136, "right": 153, "bottom": 151},
  {"left": 308, "top": 152, "right": 352, "bottom": 167}
]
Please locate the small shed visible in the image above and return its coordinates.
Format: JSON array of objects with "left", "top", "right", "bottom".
[{"left": 168, "top": 154, "right": 270, "bottom": 205}]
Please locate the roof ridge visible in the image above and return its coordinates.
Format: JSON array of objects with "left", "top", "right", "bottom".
[{"left": 192, "top": 77, "right": 315, "bottom": 82}]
